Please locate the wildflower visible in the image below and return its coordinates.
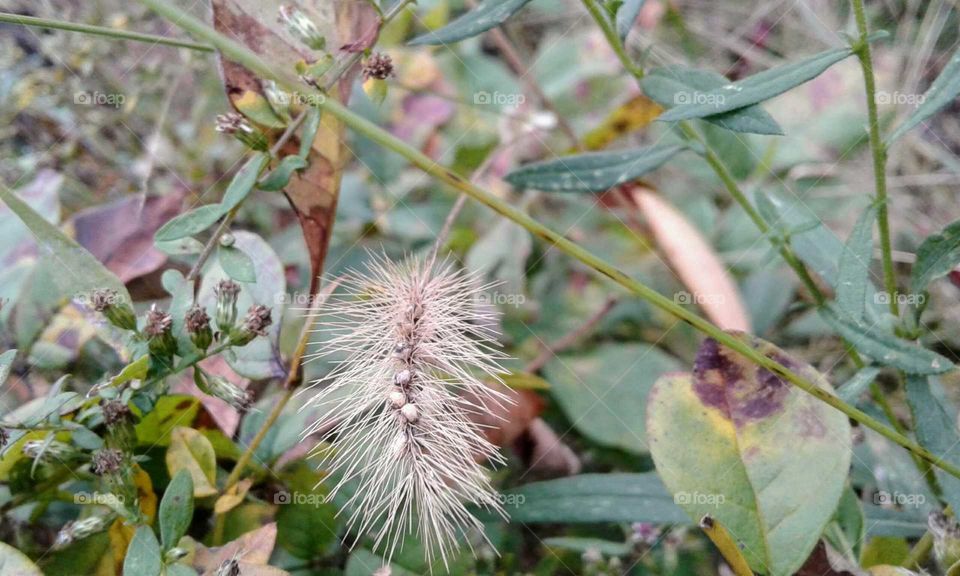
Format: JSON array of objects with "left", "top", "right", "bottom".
[
  {"left": 229, "top": 304, "right": 273, "bottom": 346},
  {"left": 101, "top": 400, "right": 131, "bottom": 427},
  {"left": 215, "top": 112, "right": 268, "bottom": 151},
  {"left": 91, "top": 448, "right": 124, "bottom": 476},
  {"left": 185, "top": 305, "right": 213, "bottom": 351},
  {"left": 195, "top": 370, "right": 252, "bottom": 411},
  {"left": 89, "top": 288, "right": 137, "bottom": 331},
  {"left": 278, "top": 5, "right": 326, "bottom": 50},
  {"left": 145, "top": 304, "right": 177, "bottom": 359},
  {"left": 53, "top": 516, "right": 110, "bottom": 549},
  {"left": 304, "top": 255, "right": 511, "bottom": 566},
  {"left": 362, "top": 53, "right": 395, "bottom": 81},
  {"left": 631, "top": 522, "right": 661, "bottom": 546},
  {"left": 214, "top": 279, "right": 241, "bottom": 333}
]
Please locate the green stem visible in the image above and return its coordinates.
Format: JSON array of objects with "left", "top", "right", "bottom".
[
  {"left": 851, "top": 0, "right": 898, "bottom": 317},
  {"left": 132, "top": 0, "right": 960, "bottom": 482},
  {"left": 0, "top": 12, "right": 213, "bottom": 51},
  {"left": 581, "top": 0, "right": 645, "bottom": 79}
]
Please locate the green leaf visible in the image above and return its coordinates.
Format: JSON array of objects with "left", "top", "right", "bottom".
[
  {"left": 888, "top": 48, "right": 960, "bottom": 144},
  {"left": 910, "top": 219, "right": 960, "bottom": 295},
  {"left": 0, "top": 541, "right": 43, "bottom": 575},
  {"left": 647, "top": 335, "right": 851, "bottom": 576},
  {"left": 111, "top": 355, "right": 150, "bottom": 387},
  {"left": 836, "top": 205, "right": 876, "bottom": 320},
  {"left": 159, "top": 469, "right": 195, "bottom": 551},
  {"left": 863, "top": 505, "right": 927, "bottom": 537},
  {"left": 837, "top": 365, "right": 881, "bottom": 404},
  {"left": 0, "top": 349, "right": 16, "bottom": 388},
  {"left": 820, "top": 306, "right": 953, "bottom": 374},
  {"left": 134, "top": 396, "right": 201, "bottom": 446},
  {"left": 154, "top": 204, "right": 224, "bottom": 243},
  {"left": 543, "top": 343, "right": 682, "bottom": 454},
  {"left": 258, "top": 156, "right": 308, "bottom": 192},
  {"left": 123, "top": 526, "right": 162, "bottom": 576},
  {"left": 505, "top": 145, "right": 687, "bottom": 192},
  {"left": 657, "top": 47, "right": 854, "bottom": 122},
  {"left": 408, "top": 0, "right": 534, "bottom": 45},
  {"left": 615, "top": 0, "right": 646, "bottom": 41},
  {"left": 905, "top": 376, "right": 960, "bottom": 515},
  {"left": 503, "top": 472, "right": 688, "bottom": 524},
  {"left": 824, "top": 486, "right": 864, "bottom": 561},
  {"left": 276, "top": 463, "right": 337, "bottom": 559},
  {"left": 218, "top": 245, "right": 257, "bottom": 283},
  {"left": 298, "top": 108, "right": 322, "bottom": 160},
  {"left": 346, "top": 550, "right": 419, "bottom": 576},
  {"left": 221, "top": 153, "right": 269, "bottom": 212},
  {"left": 155, "top": 237, "right": 205, "bottom": 255},
  {"left": 0, "top": 184, "right": 131, "bottom": 306},
  {"left": 165, "top": 426, "right": 217, "bottom": 497},
  {"left": 544, "top": 537, "right": 632, "bottom": 557},
  {"left": 164, "top": 565, "right": 198, "bottom": 576},
  {"left": 641, "top": 67, "right": 783, "bottom": 135}
]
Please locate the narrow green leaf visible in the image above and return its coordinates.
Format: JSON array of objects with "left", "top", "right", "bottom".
[
  {"left": 299, "top": 108, "right": 322, "bottom": 160},
  {"left": 0, "top": 185, "right": 131, "bottom": 306},
  {"left": 218, "top": 244, "right": 257, "bottom": 283},
  {"left": 911, "top": 219, "right": 960, "bottom": 295},
  {"left": 648, "top": 335, "right": 851, "bottom": 576},
  {"left": 159, "top": 469, "right": 195, "bottom": 551},
  {"left": 616, "top": 0, "right": 646, "bottom": 41},
  {"left": 641, "top": 67, "right": 783, "bottom": 135},
  {"left": 657, "top": 47, "right": 854, "bottom": 122},
  {"left": 905, "top": 376, "right": 960, "bottom": 514},
  {"left": 0, "top": 350, "right": 16, "bottom": 388},
  {"left": 501, "top": 472, "right": 688, "bottom": 524},
  {"left": 863, "top": 505, "right": 927, "bottom": 537},
  {"left": 258, "top": 156, "right": 308, "bottom": 192},
  {"left": 888, "top": 48, "right": 960, "bottom": 144},
  {"left": 408, "top": 0, "right": 534, "bottom": 45},
  {"left": 836, "top": 205, "right": 876, "bottom": 320},
  {"left": 820, "top": 306, "right": 953, "bottom": 374},
  {"left": 220, "top": 153, "right": 269, "bottom": 212},
  {"left": 544, "top": 537, "right": 632, "bottom": 557},
  {"left": 155, "top": 237, "right": 205, "bottom": 256},
  {"left": 123, "top": 526, "right": 162, "bottom": 576},
  {"left": 837, "top": 366, "right": 881, "bottom": 404},
  {"left": 154, "top": 204, "right": 224, "bottom": 243},
  {"left": 505, "top": 144, "right": 686, "bottom": 192}
]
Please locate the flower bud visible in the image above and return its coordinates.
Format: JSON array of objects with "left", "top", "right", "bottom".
[
  {"left": 53, "top": 516, "right": 110, "bottom": 549},
  {"left": 91, "top": 448, "right": 125, "bottom": 476},
  {"left": 90, "top": 288, "right": 137, "bottom": 331},
  {"left": 388, "top": 388, "right": 406, "bottom": 409},
  {"left": 185, "top": 305, "right": 213, "bottom": 351},
  {"left": 215, "top": 112, "right": 268, "bottom": 152},
  {"left": 101, "top": 400, "right": 132, "bottom": 427},
  {"left": 145, "top": 304, "right": 177, "bottom": 360},
  {"left": 400, "top": 403, "right": 419, "bottom": 424},
  {"left": 229, "top": 304, "right": 273, "bottom": 346},
  {"left": 278, "top": 5, "right": 326, "bottom": 50},
  {"left": 362, "top": 53, "right": 394, "bottom": 81},
  {"left": 263, "top": 80, "right": 292, "bottom": 122},
  {"left": 214, "top": 279, "right": 241, "bottom": 334},
  {"left": 195, "top": 369, "right": 252, "bottom": 411}
]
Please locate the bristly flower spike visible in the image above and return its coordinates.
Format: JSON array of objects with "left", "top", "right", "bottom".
[{"left": 302, "top": 254, "right": 512, "bottom": 569}]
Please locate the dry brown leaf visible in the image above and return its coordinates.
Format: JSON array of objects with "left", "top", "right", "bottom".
[
  {"left": 194, "top": 522, "right": 278, "bottom": 572},
  {"left": 630, "top": 185, "right": 751, "bottom": 332}
]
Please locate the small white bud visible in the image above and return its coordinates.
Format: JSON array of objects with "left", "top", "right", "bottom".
[
  {"left": 388, "top": 388, "right": 406, "bottom": 409},
  {"left": 400, "top": 403, "right": 419, "bottom": 423},
  {"left": 394, "top": 369, "right": 412, "bottom": 386}
]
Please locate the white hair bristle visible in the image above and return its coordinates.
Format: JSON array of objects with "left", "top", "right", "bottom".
[{"left": 302, "top": 254, "right": 511, "bottom": 569}]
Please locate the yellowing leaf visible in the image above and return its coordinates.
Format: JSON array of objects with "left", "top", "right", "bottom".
[
  {"left": 214, "top": 478, "right": 253, "bottom": 515},
  {"left": 132, "top": 464, "right": 158, "bottom": 522},
  {"left": 166, "top": 427, "right": 217, "bottom": 498},
  {"left": 581, "top": 95, "right": 663, "bottom": 151}
]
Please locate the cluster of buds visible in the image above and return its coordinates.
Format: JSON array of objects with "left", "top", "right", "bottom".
[
  {"left": 89, "top": 289, "right": 137, "bottom": 331},
  {"left": 91, "top": 448, "right": 125, "bottom": 476},
  {"left": 53, "top": 516, "right": 111, "bottom": 550},
  {"left": 145, "top": 304, "right": 177, "bottom": 360},
  {"left": 194, "top": 369, "right": 252, "bottom": 411},
  {"left": 278, "top": 5, "right": 326, "bottom": 50},
  {"left": 229, "top": 304, "right": 273, "bottom": 346},
  {"left": 101, "top": 400, "right": 131, "bottom": 427},
  {"left": 362, "top": 53, "right": 395, "bottom": 81},
  {"left": 215, "top": 112, "right": 268, "bottom": 151}
]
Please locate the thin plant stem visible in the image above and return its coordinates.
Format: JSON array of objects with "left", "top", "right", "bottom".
[
  {"left": 0, "top": 12, "right": 213, "bottom": 51},
  {"left": 851, "top": 0, "right": 899, "bottom": 317},
  {"left": 131, "top": 0, "right": 960, "bottom": 482},
  {"left": 580, "top": 0, "right": 645, "bottom": 79}
]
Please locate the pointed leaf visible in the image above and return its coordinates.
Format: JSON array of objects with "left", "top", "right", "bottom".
[
  {"left": 910, "top": 219, "right": 960, "bottom": 295},
  {"left": 641, "top": 66, "right": 783, "bottom": 135},
  {"left": 648, "top": 335, "right": 851, "bottom": 576},
  {"left": 154, "top": 204, "right": 225, "bottom": 243},
  {"left": 888, "top": 48, "right": 960, "bottom": 144},
  {"left": 820, "top": 306, "right": 953, "bottom": 374},
  {"left": 0, "top": 184, "right": 131, "bottom": 306},
  {"left": 616, "top": 0, "right": 647, "bottom": 41},
  {"left": 165, "top": 427, "right": 217, "bottom": 497},
  {"left": 123, "top": 526, "right": 162, "bottom": 576},
  {"left": 408, "top": 0, "right": 534, "bottom": 45},
  {"left": 837, "top": 365, "right": 881, "bottom": 404},
  {"left": 657, "top": 47, "right": 854, "bottom": 122},
  {"left": 218, "top": 244, "right": 256, "bottom": 283},
  {"left": 836, "top": 205, "right": 876, "bottom": 320},
  {"left": 905, "top": 375, "right": 960, "bottom": 515},
  {"left": 505, "top": 144, "right": 686, "bottom": 192},
  {"left": 159, "top": 469, "right": 195, "bottom": 551},
  {"left": 221, "top": 152, "right": 269, "bottom": 212},
  {"left": 0, "top": 350, "right": 15, "bottom": 388},
  {"left": 258, "top": 156, "right": 308, "bottom": 192}
]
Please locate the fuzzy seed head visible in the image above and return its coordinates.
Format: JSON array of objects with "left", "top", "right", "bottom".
[
  {"left": 91, "top": 448, "right": 124, "bottom": 476},
  {"left": 242, "top": 304, "right": 273, "bottom": 337},
  {"left": 144, "top": 304, "right": 172, "bottom": 337},
  {"left": 102, "top": 400, "right": 131, "bottom": 427},
  {"left": 362, "top": 53, "right": 395, "bottom": 81},
  {"left": 304, "top": 255, "right": 511, "bottom": 567}
]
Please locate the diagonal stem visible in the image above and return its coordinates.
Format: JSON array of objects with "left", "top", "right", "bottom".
[{"left": 0, "top": 12, "right": 213, "bottom": 51}]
